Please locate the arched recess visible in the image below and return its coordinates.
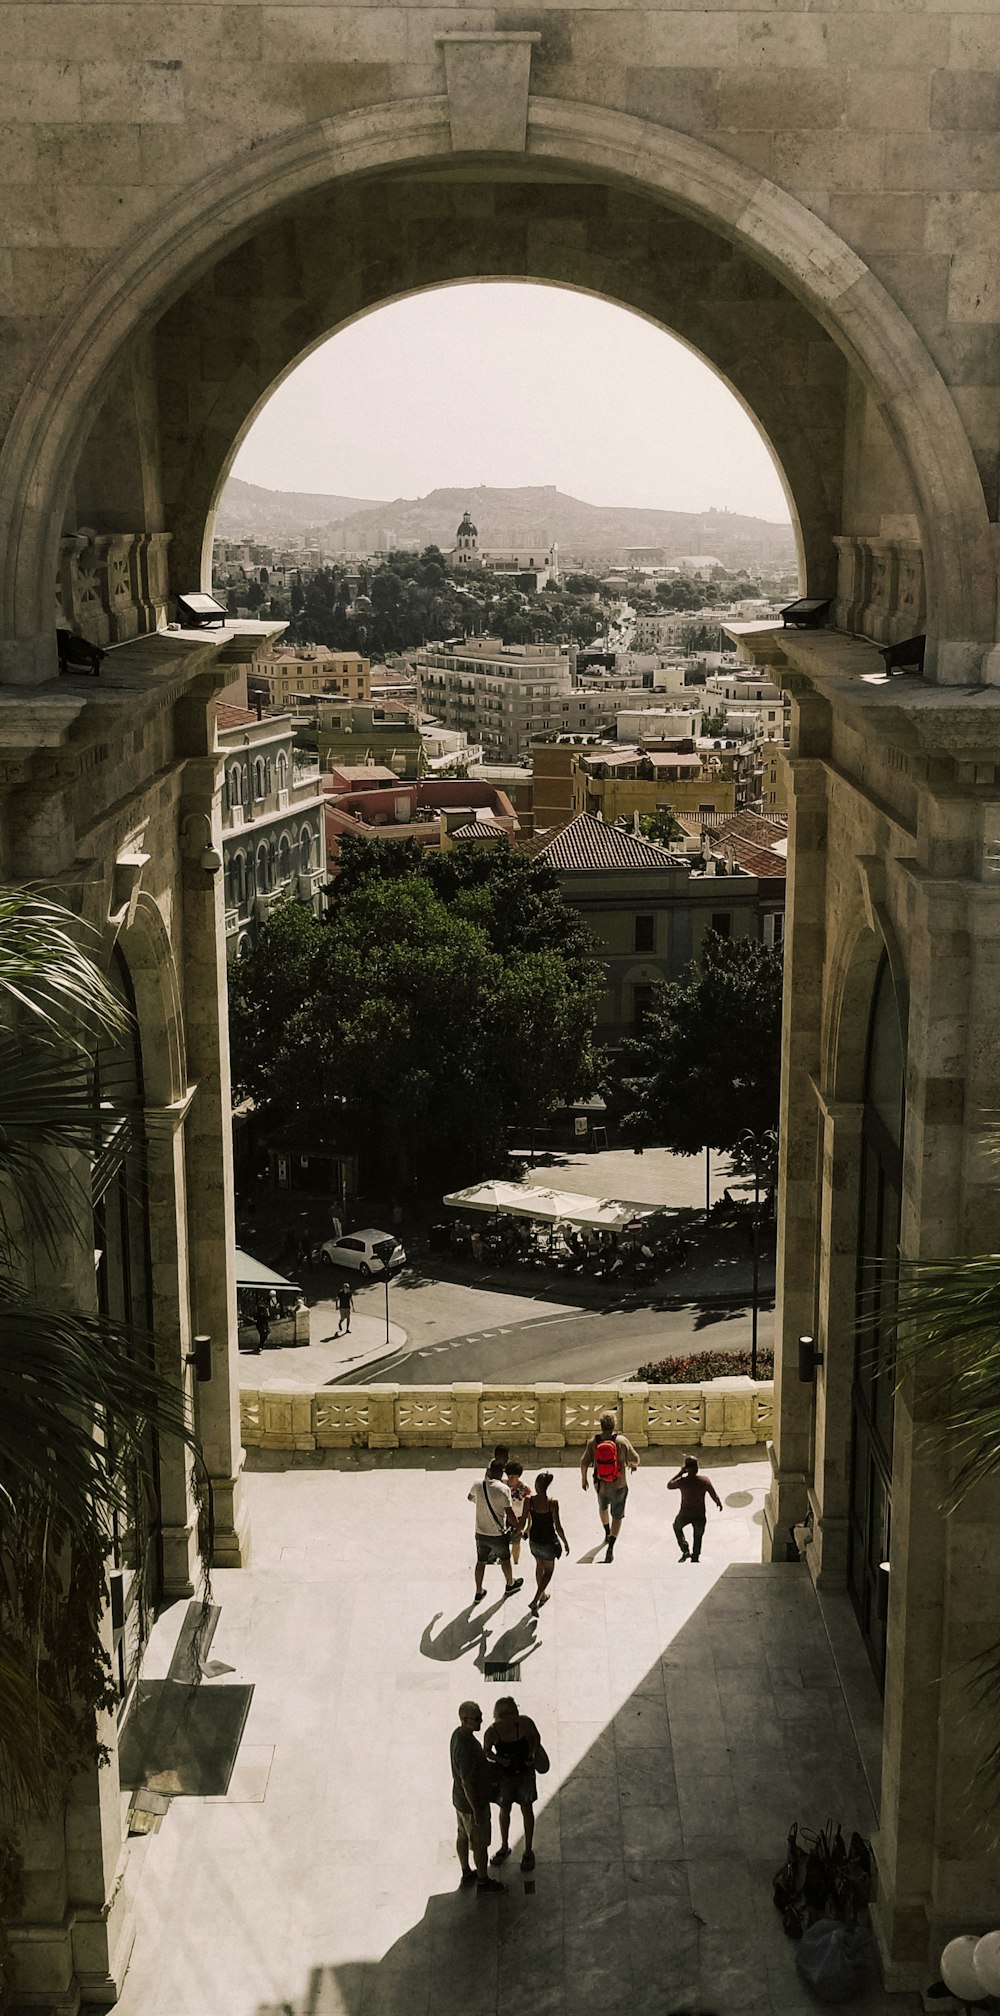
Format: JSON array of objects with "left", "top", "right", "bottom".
[
  {"left": 0, "top": 97, "right": 994, "bottom": 675},
  {"left": 111, "top": 891, "right": 189, "bottom": 1110},
  {"left": 824, "top": 907, "right": 909, "bottom": 1109}
]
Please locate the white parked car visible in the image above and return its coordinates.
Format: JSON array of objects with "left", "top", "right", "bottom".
[{"left": 317, "top": 1228, "right": 406, "bottom": 1277}]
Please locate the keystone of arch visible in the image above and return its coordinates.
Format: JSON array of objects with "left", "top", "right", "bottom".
[{"left": 0, "top": 93, "right": 994, "bottom": 671}]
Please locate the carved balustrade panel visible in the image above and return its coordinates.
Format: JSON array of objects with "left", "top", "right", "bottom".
[
  {"left": 834, "top": 532, "right": 925, "bottom": 649},
  {"left": 314, "top": 1396, "right": 371, "bottom": 1447},
  {"left": 480, "top": 1395, "right": 540, "bottom": 1441},
  {"left": 56, "top": 527, "right": 172, "bottom": 648},
  {"left": 646, "top": 1388, "right": 705, "bottom": 1444},
  {"left": 561, "top": 1394, "right": 611, "bottom": 1444},
  {"left": 240, "top": 1392, "right": 262, "bottom": 1445},
  {"left": 396, "top": 1394, "right": 455, "bottom": 1444}
]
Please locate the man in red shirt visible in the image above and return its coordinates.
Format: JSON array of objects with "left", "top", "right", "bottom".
[{"left": 668, "top": 1455, "right": 722, "bottom": 1562}]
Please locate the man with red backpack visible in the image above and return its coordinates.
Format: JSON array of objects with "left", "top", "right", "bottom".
[{"left": 580, "top": 1410, "right": 640, "bottom": 1560}]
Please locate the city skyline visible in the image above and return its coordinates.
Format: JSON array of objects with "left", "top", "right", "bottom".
[{"left": 230, "top": 282, "right": 792, "bottom": 524}]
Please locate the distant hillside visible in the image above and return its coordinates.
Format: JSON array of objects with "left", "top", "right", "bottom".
[
  {"left": 216, "top": 478, "right": 386, "bottom": 536},
  {"left": 217, "top": 478, "right": 795, "bottom": 564}
]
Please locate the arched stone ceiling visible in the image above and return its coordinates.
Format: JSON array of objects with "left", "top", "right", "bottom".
[{"left": 146, "top": 168, "right": 849, "bottom": 594}]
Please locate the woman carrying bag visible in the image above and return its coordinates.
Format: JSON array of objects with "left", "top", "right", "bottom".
[
  {"left": 484, "top": 1696, "right": 550, "bottom": 1873},
  {"left": 526, "top": 1471, "right": 569, "bottom": 1614}
]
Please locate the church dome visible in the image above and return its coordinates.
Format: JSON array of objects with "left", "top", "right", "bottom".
[{"left": 457, "top": 512, "right": 477, "bottom": 538}]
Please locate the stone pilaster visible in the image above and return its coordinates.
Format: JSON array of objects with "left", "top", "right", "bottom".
[
  {"left": 764, "top": 740, "right": 828, "bottom": 1558},
  {"left": 178, "top": 755, "right": 251, "bottom": 1569},
  {"left": 144, "top": 1088, "right": 202, "bottom": 1596},
  {"left": 807, "top": 1093, "right": 863, "bottom": 1587}
]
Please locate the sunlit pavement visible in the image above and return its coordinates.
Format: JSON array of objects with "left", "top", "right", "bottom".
[{"left": 110, "top": 1453, "right": 919, "bottom": 2016}]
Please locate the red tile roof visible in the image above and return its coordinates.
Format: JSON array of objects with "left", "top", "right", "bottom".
[
  {"left": 538, "top": 813, "right": 685, "bottom": 872},
  {"left": 217, "top": 704, "right": 257, "bottom": 729}
]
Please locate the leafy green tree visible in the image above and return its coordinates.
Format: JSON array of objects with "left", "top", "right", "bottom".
[
  {"left": 621, "top": 930, "right": 783, "bottom": 1154},
  {"left": 229, "top": 849, "right": 602, "bottom": 1186},
  {"left": 638, "top": 809, "right": 684, "bottom": 847}
]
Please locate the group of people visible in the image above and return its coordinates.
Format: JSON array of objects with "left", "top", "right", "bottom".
[
  {"left": 454, "top": 1418, "right": 725, "bottom": 1885},
  {"left": 468, "top": 1415, "right": 724, "bottom": 1607}
]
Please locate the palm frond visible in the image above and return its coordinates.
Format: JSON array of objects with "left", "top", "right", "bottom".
[
  {"left": 0, "top": 1036, "right": 129, "bottom": 1265},
  {"left": 0, "top": 888, "right": 129, "bottom": 1049},
  {"left": 0, "top": 1281, "right": 195, "bottom": 1540},
  {"left": 877, "top": 1254, "right": 1000, "bottom": 1509}
]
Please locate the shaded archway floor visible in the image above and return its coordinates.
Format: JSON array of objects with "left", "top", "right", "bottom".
[{"left": 112, "top": 1454, "right": 919, "bottom": 2016}]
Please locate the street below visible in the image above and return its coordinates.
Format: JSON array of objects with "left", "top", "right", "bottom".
[{"left": 369, "top": 1285, "right": 774, "bottom": 1385}]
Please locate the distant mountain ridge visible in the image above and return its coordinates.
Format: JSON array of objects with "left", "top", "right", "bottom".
[{"left": 217, "top": 477, "right": 795, "bottom": 562}]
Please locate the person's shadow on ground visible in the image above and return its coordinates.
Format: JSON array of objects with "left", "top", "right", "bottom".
[
  {"left": 475, "top": 1611, "right": 540, "bottom": 1673},
  {"left": 419, "top": 1599, "right": 506, "bottom": 1662}
]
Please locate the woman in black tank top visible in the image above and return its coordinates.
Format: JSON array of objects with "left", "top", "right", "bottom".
[{"left": 526, "top": 1471, "right": 570, "bottom": 1614}]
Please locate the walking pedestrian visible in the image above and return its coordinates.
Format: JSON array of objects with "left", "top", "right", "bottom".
[
  {"left": 484, "top": 1696, "right": 545, "bottom": 1872},
  {"left": 451, "top": 1701, "right": 504, "bottom": 1894},
  {"left": 668, "top": 1455, "right": 723, "bottom": 1563},
  {"left": 526, "top": 1472, "right": 569, "bottom": 1613},
  {"left": 335, "top": 1280, "right": 354, "bottom": 1336},
  {"left": 503, "top": 1461, "right": 531, "bottom": 1567},
  {"left": 253, "top": 1293, "right": 270, "bottom": 1352},
  {"left": 580, "top": 1410, "right": 640, "bottom": 1560},
  {"left": 468, "top": 1461, "right": 523, "bottom": 1604}
]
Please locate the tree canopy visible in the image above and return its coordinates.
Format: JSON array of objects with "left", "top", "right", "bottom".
[
  {"left": 620, "top": 930, "right": 783, "bottom": 1155},
  {"left": 229, "top": 844, "right": 603, "bottom": 1185}
]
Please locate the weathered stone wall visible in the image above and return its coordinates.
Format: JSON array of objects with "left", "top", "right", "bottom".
[{"left": 0, "top": 1, "right": 998, "bottom": 678}]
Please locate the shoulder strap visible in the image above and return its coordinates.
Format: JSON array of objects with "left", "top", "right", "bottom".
[{"left": 483, "top": 1481, "right": 506, "bottom": 1531}]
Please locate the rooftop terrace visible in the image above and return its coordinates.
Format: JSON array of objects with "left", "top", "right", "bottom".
[{"left": 112, "top": 1454, "right": 918, "bottom": 2016}]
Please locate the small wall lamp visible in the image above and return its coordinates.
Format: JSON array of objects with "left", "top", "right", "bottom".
[
  {"left": 185, "top": 1334, "right": 213, "bottom": 1383},
  {"left": 798, "top": 1333, "right": 822, "bottom": 1383}
]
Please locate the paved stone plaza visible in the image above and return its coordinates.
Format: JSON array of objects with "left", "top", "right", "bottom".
[{"left": 111, "top": 1455, "right": 919, "bottom": 2016}]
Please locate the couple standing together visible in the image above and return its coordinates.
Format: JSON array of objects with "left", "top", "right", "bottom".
[{"left": 469, "top": 1457, "right": 568, "bottom": 1614}]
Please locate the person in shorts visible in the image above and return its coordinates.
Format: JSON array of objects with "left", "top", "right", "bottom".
[
  {"left": 484, "top": 1695, "right": 544, "bottom": 1872},
  {"left": 580, "top": 1410, "right": 639, "bottom": 1560},
  {"left": 468, "top": 1460, "right": 523, "bottom": 1603},
  {"left": 526, "top": 1471, "right": 569, "bottom": 1613},
  {"left": 451, "top": 1701, "right": 503, "bottom": 1894}
]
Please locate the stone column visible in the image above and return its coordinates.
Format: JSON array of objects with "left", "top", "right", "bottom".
[
  {"left": 872, "top": 857, "right": 1000, "bottom": 1980},
  {"left": 144, "top": 1091, "right": 202, "bottom": 1596},
  {"left": 807, "top": 1094, "right": 863, "bottom": 1587},
  {"left": 763, "top": 731, "right": 828, "bottom": 1559},
  {"left": 178, "top": 754, "right": 251, "bottom": 1568}
]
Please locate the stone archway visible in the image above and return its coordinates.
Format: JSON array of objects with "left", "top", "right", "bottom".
[{"left": 0, "top": 96, "right": 995, "bottom": 684}]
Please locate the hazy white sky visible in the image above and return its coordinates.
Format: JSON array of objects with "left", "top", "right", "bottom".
[{"left": 231, "top": 283, "right": 791, "bottom": 523}]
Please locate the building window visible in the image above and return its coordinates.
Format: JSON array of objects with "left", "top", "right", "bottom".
[
  {"left": 300, "top": 826, "right": 314, "bottom": 873},
  {"left": 711, "top": 913, "right": 732, "bottom": 938},
  {"left": 634, "top": 914, "right": 655, "bottom": 953},
  {"left": 764, "top": 911, "right": 785, "bottom": 947}
]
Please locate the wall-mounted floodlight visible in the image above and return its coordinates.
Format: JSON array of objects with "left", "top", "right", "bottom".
[
  {"left": 779, "top": 598, "right": 832, "bottom": 630},
  {"left": 176, "top": 591, "right": 228, "bottom": 629},
  {"left": 879, "top": 635, "right": 925, "bottom": 676},
  {"left": 798, "top": 1334, "right": 822, "bottom": 1383}
]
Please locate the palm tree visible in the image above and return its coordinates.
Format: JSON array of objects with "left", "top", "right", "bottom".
[
  {"left": 883, "top": 1253, "right": 1000, "bottom": 1795},
  {"left": 0, "top": 891, "right": 206, "bottom": 1835}
]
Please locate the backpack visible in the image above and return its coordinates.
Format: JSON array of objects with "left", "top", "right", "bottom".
[{"left": 594, "top": 1437, "right": 621, "bottom": 1485}]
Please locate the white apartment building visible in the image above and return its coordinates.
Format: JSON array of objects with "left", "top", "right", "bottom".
[
  {"left": 416, "top": 636, "right": 572, "bottom": 760},
  {"left": 218, "top": 708, "right": 328, "bottom": 957},
  {"left": 615, "top": 707, "right": 704, "bottom": 741}
]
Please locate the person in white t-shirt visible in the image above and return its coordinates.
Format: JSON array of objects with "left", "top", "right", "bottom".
[{"left": 468, "top": 1461, "right": 524, "bottom": 1604}]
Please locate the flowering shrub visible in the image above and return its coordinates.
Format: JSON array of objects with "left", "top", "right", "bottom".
[{"left": 636, "top": 1348, "right": 774, "bottom": 1384}]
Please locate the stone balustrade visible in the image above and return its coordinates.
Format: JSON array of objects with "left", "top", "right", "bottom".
[
  {"left": 833, "top": 527, "right": 926, "bottom": 647},
  {"left": 239, "top": 1378, "right": 774, "bottom": 1455},
  {"left": 57, "top": 529, "right": 172, "bottom": 646}
]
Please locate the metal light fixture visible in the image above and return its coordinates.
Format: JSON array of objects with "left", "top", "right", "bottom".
[
  {"left": 879, "top": 634, "right": 925, "bottom": 676},
  {"left": 779, "top": 597, "right": 832, "bottom": 630},
  {"left": 176, "top": 590, "right": 228, "bottom": 629},
  {"left": 798, "top": 1333, "right": 822, "bottom": 1383},
  {"left": 185, "top": 1334, "right": 213, "bottom": 1382},
  {"left": 57, "top": 628, "right": 105, "bottom": 676}
]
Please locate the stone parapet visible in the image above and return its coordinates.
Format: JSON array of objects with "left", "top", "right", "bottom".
[
  {"left": 833, "top": 531, "right": 926, "bottom": 648},
  {"left": 239, "top": 1378, "right": 774, "bottom": 1453},
  {"left": 56, "top": 529, "right": 172, "bottom": 647}
]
